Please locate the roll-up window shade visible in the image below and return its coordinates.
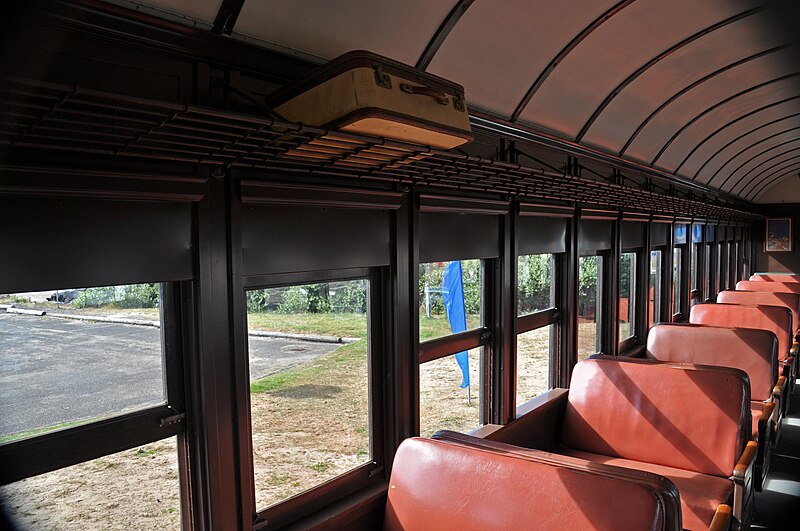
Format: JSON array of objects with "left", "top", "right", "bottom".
[
  {"left": 419, "top": 212, "right": 500, "bottom": 262},
  {"left": 519, "top": 217, "right": 566, "bottom": 255},
  {"left": 651, "top": 222, "right": 670, "bottom": 247},
  {"left": 706, "top": 225, "right": 717, "bottom": 242},
  {"left": 0, "top": 197, "right": 192, "bottom": 293},
  {"left": 621, "top": 221, "right": 645, "bottom": 249},
  {"left": 579, "top": 219, "right": 613, "bottom": 252},
  {"left": 242, "top": 204, "right": 391, "bottom": 276}
]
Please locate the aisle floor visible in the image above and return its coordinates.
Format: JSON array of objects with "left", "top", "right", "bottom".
[{"left": 752, "top": 380, "right": 800, "bottom": 530}]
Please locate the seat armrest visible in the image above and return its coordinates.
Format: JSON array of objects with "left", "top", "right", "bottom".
[
  {"left": 791, "top": 342, "right": 798, "bottom": 356},
  {"left": 708, "top": 504, "right": 732, "bottom": 531},
  {"left": 773, "top": 376, "right": 786, "bottom": 403},
  {"left": 762, "top": 401, "right": 777, "bottom": 428},
  {"left": 734, "top": 441, "right": 758, "bottom": 481},
  {"left": 732, "top": 440, "right": 757, "bottom": 529}
]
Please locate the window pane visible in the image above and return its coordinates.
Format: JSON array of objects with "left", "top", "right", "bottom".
[
  {"left": 649, "top": 251, "right": 662, "bottom": 327},
  {"left": 517, "top": 254, "right": 554, "bottom": 316},
  {"left": 619, "top": 252, "right": 636, "bottom": 340},
  {"left": 718, "top": 243, "right": 727, "bottom": 292},
  {"left": 578, "top": 255, "right": 602, "bottom": 360},
  {"left": 516, "top": 325, "right": 553, "bottom": 406},
  {"left": 0, "top": 284, "right": 164, "bottom": 442},
  {"left": 419, "top": 260, "right": 482, "bottom": 342},
  {"left": 420, "top": 347, "right": 482, "bottom": 438},
  {"left": 704, "top": 245, "right": 712, "bottom": 301},
  {"left": 0, "top": 436, "right": 180, "bottom": 529},
  {"left": 246, "top": 279, "right": 370, "bottom": 510},
  {"left": 690, "top": 244, "right": 700, "bottom": 307},
  {"left": 672, "top": 248, "right": 682, "bottom": 316}
]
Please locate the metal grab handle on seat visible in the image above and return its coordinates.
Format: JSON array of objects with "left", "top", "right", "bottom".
[{"left": 399, "top": 83, "right": 449, "bottom": 105}]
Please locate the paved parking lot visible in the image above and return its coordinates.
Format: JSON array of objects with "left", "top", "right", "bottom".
[{"left": 0, "top": 313, "right": 338, "bottom": 436}]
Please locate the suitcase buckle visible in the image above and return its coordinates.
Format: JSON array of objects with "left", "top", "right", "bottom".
[{"left": 373, "top": 65, "right": 392, "bottom": 89}]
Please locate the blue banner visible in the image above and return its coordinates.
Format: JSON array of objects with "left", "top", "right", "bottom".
[{"left": 442, "top": 261, "right": 470, "bottom": 388}]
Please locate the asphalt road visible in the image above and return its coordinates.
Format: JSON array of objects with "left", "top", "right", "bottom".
[{"left": 0, "top": 313, "right": 339, "bottom": 437}]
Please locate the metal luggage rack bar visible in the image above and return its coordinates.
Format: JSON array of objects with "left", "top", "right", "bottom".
[{"left": 0, "top": 77, "right": 760, "bottom": 222}]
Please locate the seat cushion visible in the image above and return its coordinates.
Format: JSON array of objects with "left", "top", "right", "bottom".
[{"left": 563, "top": 449, "right": 733, "bottom": 531}]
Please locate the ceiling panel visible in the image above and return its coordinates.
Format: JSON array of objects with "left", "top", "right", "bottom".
[
  {"left": 750, "top": 163, "right": 800, "bottom": 201},
  {"left": 232, "top": 0, "right": 453, "bottom": 65},
  {"left": 624, "top": 49, "right": 800, "bottom": 166},
  {"left": 677, "top": 98, "right": 800, "bottom": 178},
  {"left": 517, "top": 0, "right": 753, "bottom": 138},
  {"left": 581, "top": 11, "right": 786, "bottom": 153},
  {"left": 756, "top": 174, "right": 800, "bottom": 202},
  {"left": 427, "top": 0, "right": 618, "bottom": 118},
  {"left": 705, "top": 122, "right": 800, "bottom": 189},
  {"left": 731, "top": 142, "right": 800, "bottom": 195}
]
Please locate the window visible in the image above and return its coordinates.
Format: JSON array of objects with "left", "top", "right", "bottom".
[
  {"left": 578, "top": 255, "right": 602, "bottom": 360},
  {"left": 619, "top": 252, "right": 636, "bottom": 341},
  {"left": 690, "top": 243, "right": 701, "bottom": 307},
  {"left": 0, "top": 284, "right": 166, "bottom": 440},
  {"left": 419, "top": 260, "right": 482, "bottom": 342},
  {"left": 0, "top": 436, "right": 181, "bottom": 529},
  {"left": 516, "top": 253, "right": 556, "bottom": 407},
  {"left": 718, "top": 243, "right": 727, "bottom": 292},
  {"left": 673, "top": 247, "right": 682, "bottom": 317},
  {"left": 649, "top": 250, "right": 662, "bottom": 327},
  {"left": 704, "top": 245, "right": 712, "bottom": 301},
  {"left": 246, "top": 278, "right": 373, "bottom": 510},
  {"left": 516, "top": 326, "right": 554, "bottom": 405},
  {"left": 0, "top": 283, "right": 184, "bottom": 526},
  {"left": 419, "top": 260, "right": 486, "bottom": 437},
  {"left": 517, "top": 254, "right": 554, "bottom": 316}
]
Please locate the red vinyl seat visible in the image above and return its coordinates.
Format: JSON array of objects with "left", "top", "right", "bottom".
[
  {"left": 690, "top": 303, "right": 795, "bottom": 388},
  {"left": 385, "top": 436, "right": 687, "bottom": 531},
  {"left": 750, "top": 273, "right": 800, "bottom": 283},
  {"left": 646, "top": 323, "right": 781, "bottom": 489},
  {"left": 555, "top": 358, "right": 755, "bottom": 531},
  {"left": 717, "top": 290, "right": 800, "bottom": 341}
]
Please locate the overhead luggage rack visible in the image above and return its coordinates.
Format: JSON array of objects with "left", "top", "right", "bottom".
[{"left": 0, "top": 77, "right": 759, "bottom": 222}]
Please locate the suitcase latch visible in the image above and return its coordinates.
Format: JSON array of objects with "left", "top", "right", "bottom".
[
  {"left": 453, "top": 94, "right": 466, "bottom": 112},
  {"left": 373, "top": 65, "right": 392, "bottom": 89}
]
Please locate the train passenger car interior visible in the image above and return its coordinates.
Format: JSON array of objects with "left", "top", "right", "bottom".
[{"left": 2, "top": 1, "right": 800, "bottom": 530}]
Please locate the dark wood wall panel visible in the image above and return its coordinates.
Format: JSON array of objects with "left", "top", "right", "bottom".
[
  {"left": 241, "top": 204, "right": 392, "bottom": 276},
  {"left": 0, "top": 196, "right": 192, "bottom": 293}
]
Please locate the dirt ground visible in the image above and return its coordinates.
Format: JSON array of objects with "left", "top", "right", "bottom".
[{"left": 1, "top": 328, "right": 553, "bottom": 528}]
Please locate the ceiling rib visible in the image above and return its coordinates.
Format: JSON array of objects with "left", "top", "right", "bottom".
[
  {"left": 510, "top": 0, "right": 636, "bottom": 122},
  {"left": 620, "top": 45, "right": 790, "bottom": 158},
  {"left": 749, "top": 162, "right": 800, "bottom": 200},
  {"left": 416, "top": 0, "right": 475, "bottom": 70},
  {"left": 575, "top": 6, "right": 763, "bottom": 143},
  {"left": 650, "top": 72, "right": 800, "bottom": 167},
  {"left": 752, "top": 169, "right": 800, "bottom": 201},
  {"left": 211, "top": 0, "right": 246, "bottom": 35},
  {"left": 713, "top": 125, "right": 800, "bottom": 189},
  {"left": 689, "top": 111, "right": 800, "bottom": 180},
  {"left": 739, "top": 150, "right": 800, "bottom": 198},
  {"left": 677, "top": 94, "right": 800, "bottom": 176},
  {"left": 732, "top": 142, "right": 800, "bottom": 195}
]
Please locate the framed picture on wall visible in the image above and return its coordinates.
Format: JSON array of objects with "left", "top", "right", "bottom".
[{"left": 765, "top": 218, "right": 792, "bottom": 252}]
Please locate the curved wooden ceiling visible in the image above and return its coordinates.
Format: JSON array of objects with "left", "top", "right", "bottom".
[{"left": 113, "top": 0, "right": 800, "bottom": 203}]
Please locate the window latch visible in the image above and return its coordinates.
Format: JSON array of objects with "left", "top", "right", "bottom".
[{"left": 159, "top": 412, "right": 185, "bottom": 428}]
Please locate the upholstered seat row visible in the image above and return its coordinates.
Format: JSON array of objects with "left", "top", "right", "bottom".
[{"left": 386, "top": 359, "right": 751, "bottom": 531}]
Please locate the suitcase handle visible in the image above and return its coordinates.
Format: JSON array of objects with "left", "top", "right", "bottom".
[{"left": 400, "top": 83, "right": 449, "bottom": 105}]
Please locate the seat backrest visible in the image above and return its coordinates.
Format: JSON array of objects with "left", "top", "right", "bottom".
[
  {"left": 737, "top": 280, "right": 800, "bottom": 295},
  {"left": 750, "top": 273, "right": 800, "bottom": 283},
  {"left": 690, "top": 303, "right": 793, "bottom": 360},
  {"left": 385, "top": 436, "right": 681, "bottom": 531},
  {"left": 562, "top": 358, "right": 750, "bottom": 478},
  {"left": 717, "top": 290, "right": 799, "bottom": 332},
  {"left": 646, "top": 323, "right": 777, "bottom": 401}
]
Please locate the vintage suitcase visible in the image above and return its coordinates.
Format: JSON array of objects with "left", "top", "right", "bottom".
[{"left": 267, "top": 50, "right": 472, "bottom": 150}]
